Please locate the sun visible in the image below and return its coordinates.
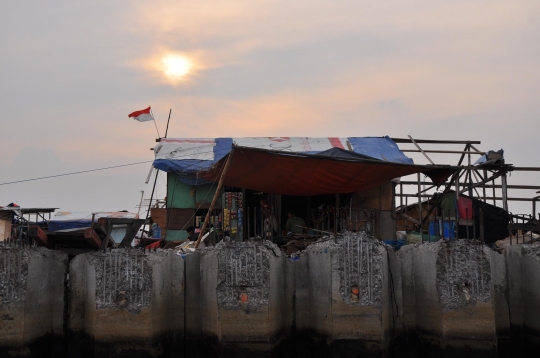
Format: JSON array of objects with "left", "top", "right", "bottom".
[{"left": 160, "top": 54, "right": 192, "bottom": 80}]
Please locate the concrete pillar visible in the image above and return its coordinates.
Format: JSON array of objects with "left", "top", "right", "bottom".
[
  {"left": 0, "top": 247, "right": 67, "bottom": 357},
  {"left": 506, "top": 244, "right": 540, "bottom": 356},
  {"left": 68, "top": 249, "right": 184, "bottom": 357},
  {"left": 399, "top": 240, "right": 509, "bottom": 357},
  {"left": 199, "top": 240, "right": 293, "bottom": 357},
  {"left": 296, "top": 232, "right": 394, "bottom": 357}
]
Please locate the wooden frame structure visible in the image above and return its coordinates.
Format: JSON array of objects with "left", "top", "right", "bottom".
[{"left": 392, "top": 136, "right": 540, "bottom": 241}]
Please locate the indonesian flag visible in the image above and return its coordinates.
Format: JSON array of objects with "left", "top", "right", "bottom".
[{"left": 128, "top": 106, "right": 154, "bottom": 122}]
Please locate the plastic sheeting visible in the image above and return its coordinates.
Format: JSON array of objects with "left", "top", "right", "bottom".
[
  {"left": 198, "top": 146, "right": 455, "bottom": 196},
  {"left": 153, "top": 136, "right": 414, "bottom": 184},
  {"left": 48, "top": 211, "right": 139, "bottom": 233}
]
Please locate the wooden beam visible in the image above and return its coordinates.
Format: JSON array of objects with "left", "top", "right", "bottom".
[
  {"left": 408, "top": 135, "right": 435, "bottom": 164},
  {"left": 84, "top": 228, "right": 102, "bottom": 248},
  {"left": 391, "top": 138, "right": 481, "bottom": 145},
  {"left": 401, "top": 149, "right": 485, "bottom": 155},
  {"left": 511, "top": 167, "right": 540, "bottom": 171},
  {"left": 99, "top": 220, "right": 114, "bottom": 250},
  {"left": 195, "top": 150, "right": 235, "bottom": 248},
  {"left": 118, "top": 219, "right": 146, "bottom": 248},
  {"left": 29, "top": 226, "right": 49, "bottom": 247},
  {"left": 396, "top": 194, "right": 536, "bottom": 202}
]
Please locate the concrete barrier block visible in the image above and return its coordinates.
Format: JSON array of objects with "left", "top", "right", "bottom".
[
  {"left": 294, "top": 252, "right": 310, "bottom": 334},
  {"left": 396, "top": 245, "right": 416, "bottom": 334},
  {"left": 0, "top": 247, "right": 67, "bottom": 357},
  {"left": 298, "top": 232, "right": 394, "bottom": 357},
  {"left": 184, "top": 251, "right": 201, "bottom": 355},
  {"left": 506, "top": 244, "right": 540, "bottom": 355},
  {"left": 68, "top": 249, "right": 184, "bottom": 357},
  {"left": 199, "top": 240, "right": 292, "bottom": 356},
  {"left": 403, "top": 240, "right": 504, "bottom": 356}
]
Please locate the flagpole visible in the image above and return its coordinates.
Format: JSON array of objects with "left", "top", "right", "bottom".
[
  {"left": 149, "top": 107, "right": 161, "bottom": 138},
  {"left": 140, "top": 106, "right": 162, "bottom": 245},
  {"left": 164, "top": 109, "right": 172, "bottom": 138}
]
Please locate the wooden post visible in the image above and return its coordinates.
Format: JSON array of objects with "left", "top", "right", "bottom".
[
  {"left": 501, "top": 171, "right": 509, "bottom": 212},
  {"left": 417, "top": 173, "right": 422, "bottom": 239},
  {"left": 164, "top": 109, "right": 172, "bottom": 138},
  {"left": 408, "top": 135, "right": 435, "bottom": 165},
  {"left": 195, "top": 150, "right": 235, "bottom": 248}
]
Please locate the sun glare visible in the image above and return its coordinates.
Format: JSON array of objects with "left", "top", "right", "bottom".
[{"left": 160, "top": 54, "right": 192, "bottom": 80}]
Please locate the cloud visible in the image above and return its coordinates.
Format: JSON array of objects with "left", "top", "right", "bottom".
[{"left": 1, "top": 0, "right": 539, "bottom": 213}]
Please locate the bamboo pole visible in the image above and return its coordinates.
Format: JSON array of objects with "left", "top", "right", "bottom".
[{"left": 195, "top": 150, "right": 235, "bottom": 248}]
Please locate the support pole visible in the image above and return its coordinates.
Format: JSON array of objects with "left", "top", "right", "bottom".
[
  {"left": 164, "top": 109, "right": 172, "bottom": 138},
  {"left": 195, "top": 150, "right": 235, "bottom": 248},
  {"left": 467, "top": 148, "right": 473, "bottom": 197},
  {"left": 137, "top": 190, "right": 145, "bottom": 216},
  {"left": 501, "top": 171, "right": 509, "bottom": 212},
  {"left": 142, "top": 168, "right": 159, "bottom": 241},
  {"left": 417, "top": 173, "right": 422, "bottom": 239},
  {"left": 408, "top": 135, "right": 435, "bottom": 165}
]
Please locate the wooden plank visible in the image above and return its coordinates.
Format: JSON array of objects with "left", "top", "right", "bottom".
[
  {"left": 84, "top": 228, "right": 102, "bottom": 248},
  {"left": 511, "top": 167, "right": 540, "bottom": 171},
  {"left": 399, "top": 181, "right": 540, "bottom": 190},
  {"left": 408, "top": 135, "right": 435, "bottom": 164},
  {"left": 352, "top": 183, "right": 393, "bottom": 210},
  {"left": 401, "top": 149, "right": 485, "bottom": 155},
  {"left": 196, "top": 150, "right": 234, "bottom": 248},
  {"left": 508, "top": 223, "right": 540, "bottom": 232},
  {"left": 118, "top": 219, "right": 146, "bottom": 248},
  {"left": 99, "top": 221, "right": 113, "bottom": 250},
  {"left": 396, "top": 194, "right": 536, "bottom": 202},
  {"left": 391, "top": 138, "right": 481, "bottom": 144},
  {"left": 151, "top": 208, "right": 195, "bottom": 231},
  {"left": 29, "top": 225, "right": 49, "bottom": 247}
]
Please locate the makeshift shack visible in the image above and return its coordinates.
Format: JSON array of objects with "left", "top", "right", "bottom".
[
  {"left": 151, "top": 137, "right": 454, "bottom": 245},
  {"left": 396, "top": 192, "right": 510, "bottom": 244}
]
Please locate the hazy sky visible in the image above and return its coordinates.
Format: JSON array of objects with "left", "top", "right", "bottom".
[{"left": 1, "top": 0, "right": 539, "bottom": 215}]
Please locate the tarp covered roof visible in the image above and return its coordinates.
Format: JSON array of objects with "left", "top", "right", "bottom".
[
  {"left": 153, "top": 136, "right": 414, "bottom": 184},
  {"left": 48, "top": 211, "right": 139, "bottom": 233},
  {"left": 198, "top": 146, "right": 455, "bottom": 196},
  {"left": 152, "top": 136, "right": 456, "bottom": 195}
]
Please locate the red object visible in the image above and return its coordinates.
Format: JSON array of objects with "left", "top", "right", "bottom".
[
  {"left": 29, "top": 226, "right": 49, "bottom": 247},
  {"left": 84, "top": 228, "right": 102, "bottom": 248},
  {"left": 128, "top": 106, "right": 151, "bottom": 118},
  {"left": 329, "top": 137, "right": 345, "bottom": 149},
  {"left": 458, "top": 195, "right": 474, "bottom": 219},
  {"left": 145, "top": 240, "right": 161, "bottom": 249},
  {"left": 200, "top": 147, "right": 456, "bottom": 196},
  {"left": 240, "top": 293, "right": 248, "bottom": 303}
]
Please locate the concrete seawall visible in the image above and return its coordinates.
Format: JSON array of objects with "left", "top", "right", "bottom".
[
  {"left": 295, "top": 232, "right": 394, "bottom": 357},
  {"left": 0, "top": 247, "right": 67, "bottom": 357},
  {"left": 68, "top": 249, "right": 184, "bottom": 357},
  {"left": 3, "top": 237, "right": 540, "bottom": 357},
  {"left": 197, "top": 240, "right": 293, "bottom": 357},
  {"left": 505, "top": 244, "right": 540, "bottom": 357},
  {"left": 398, "top": 240, "right": 510, "bottom": 357}
]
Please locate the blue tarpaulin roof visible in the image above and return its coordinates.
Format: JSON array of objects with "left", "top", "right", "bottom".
[{"left": 153, "top": 136, "right": 413, "bottom": 185}]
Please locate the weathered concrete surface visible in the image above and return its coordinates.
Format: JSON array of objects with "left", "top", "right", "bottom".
[
  {"left": 505, "top": 244, "right": 540, "bottom": 357},
  {"left": 199, "top": 240, "right": 293, "bottom": 357},
  {"left": 183, "top": 251, "right": 201, "bottom": 356},
  {"left": 0, "top": 246, "right": 67, "bottom": 357},
  {"left": 68, "top": 248, "right": 184, "bottom": 358},
  {"left": 398, "top": 240, "right": 508, "bottom": 357},
  {"left": 295, "top": 232, "right": 394, "bottom": 358}
]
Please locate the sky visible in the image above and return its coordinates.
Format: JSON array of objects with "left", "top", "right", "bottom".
[{"left": 1, "top": 0, "right": 539, "bottom": 215}]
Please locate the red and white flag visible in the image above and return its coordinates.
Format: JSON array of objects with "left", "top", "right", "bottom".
[{"left": 128, "top": 106, "right": 154, "bottom": 122}]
